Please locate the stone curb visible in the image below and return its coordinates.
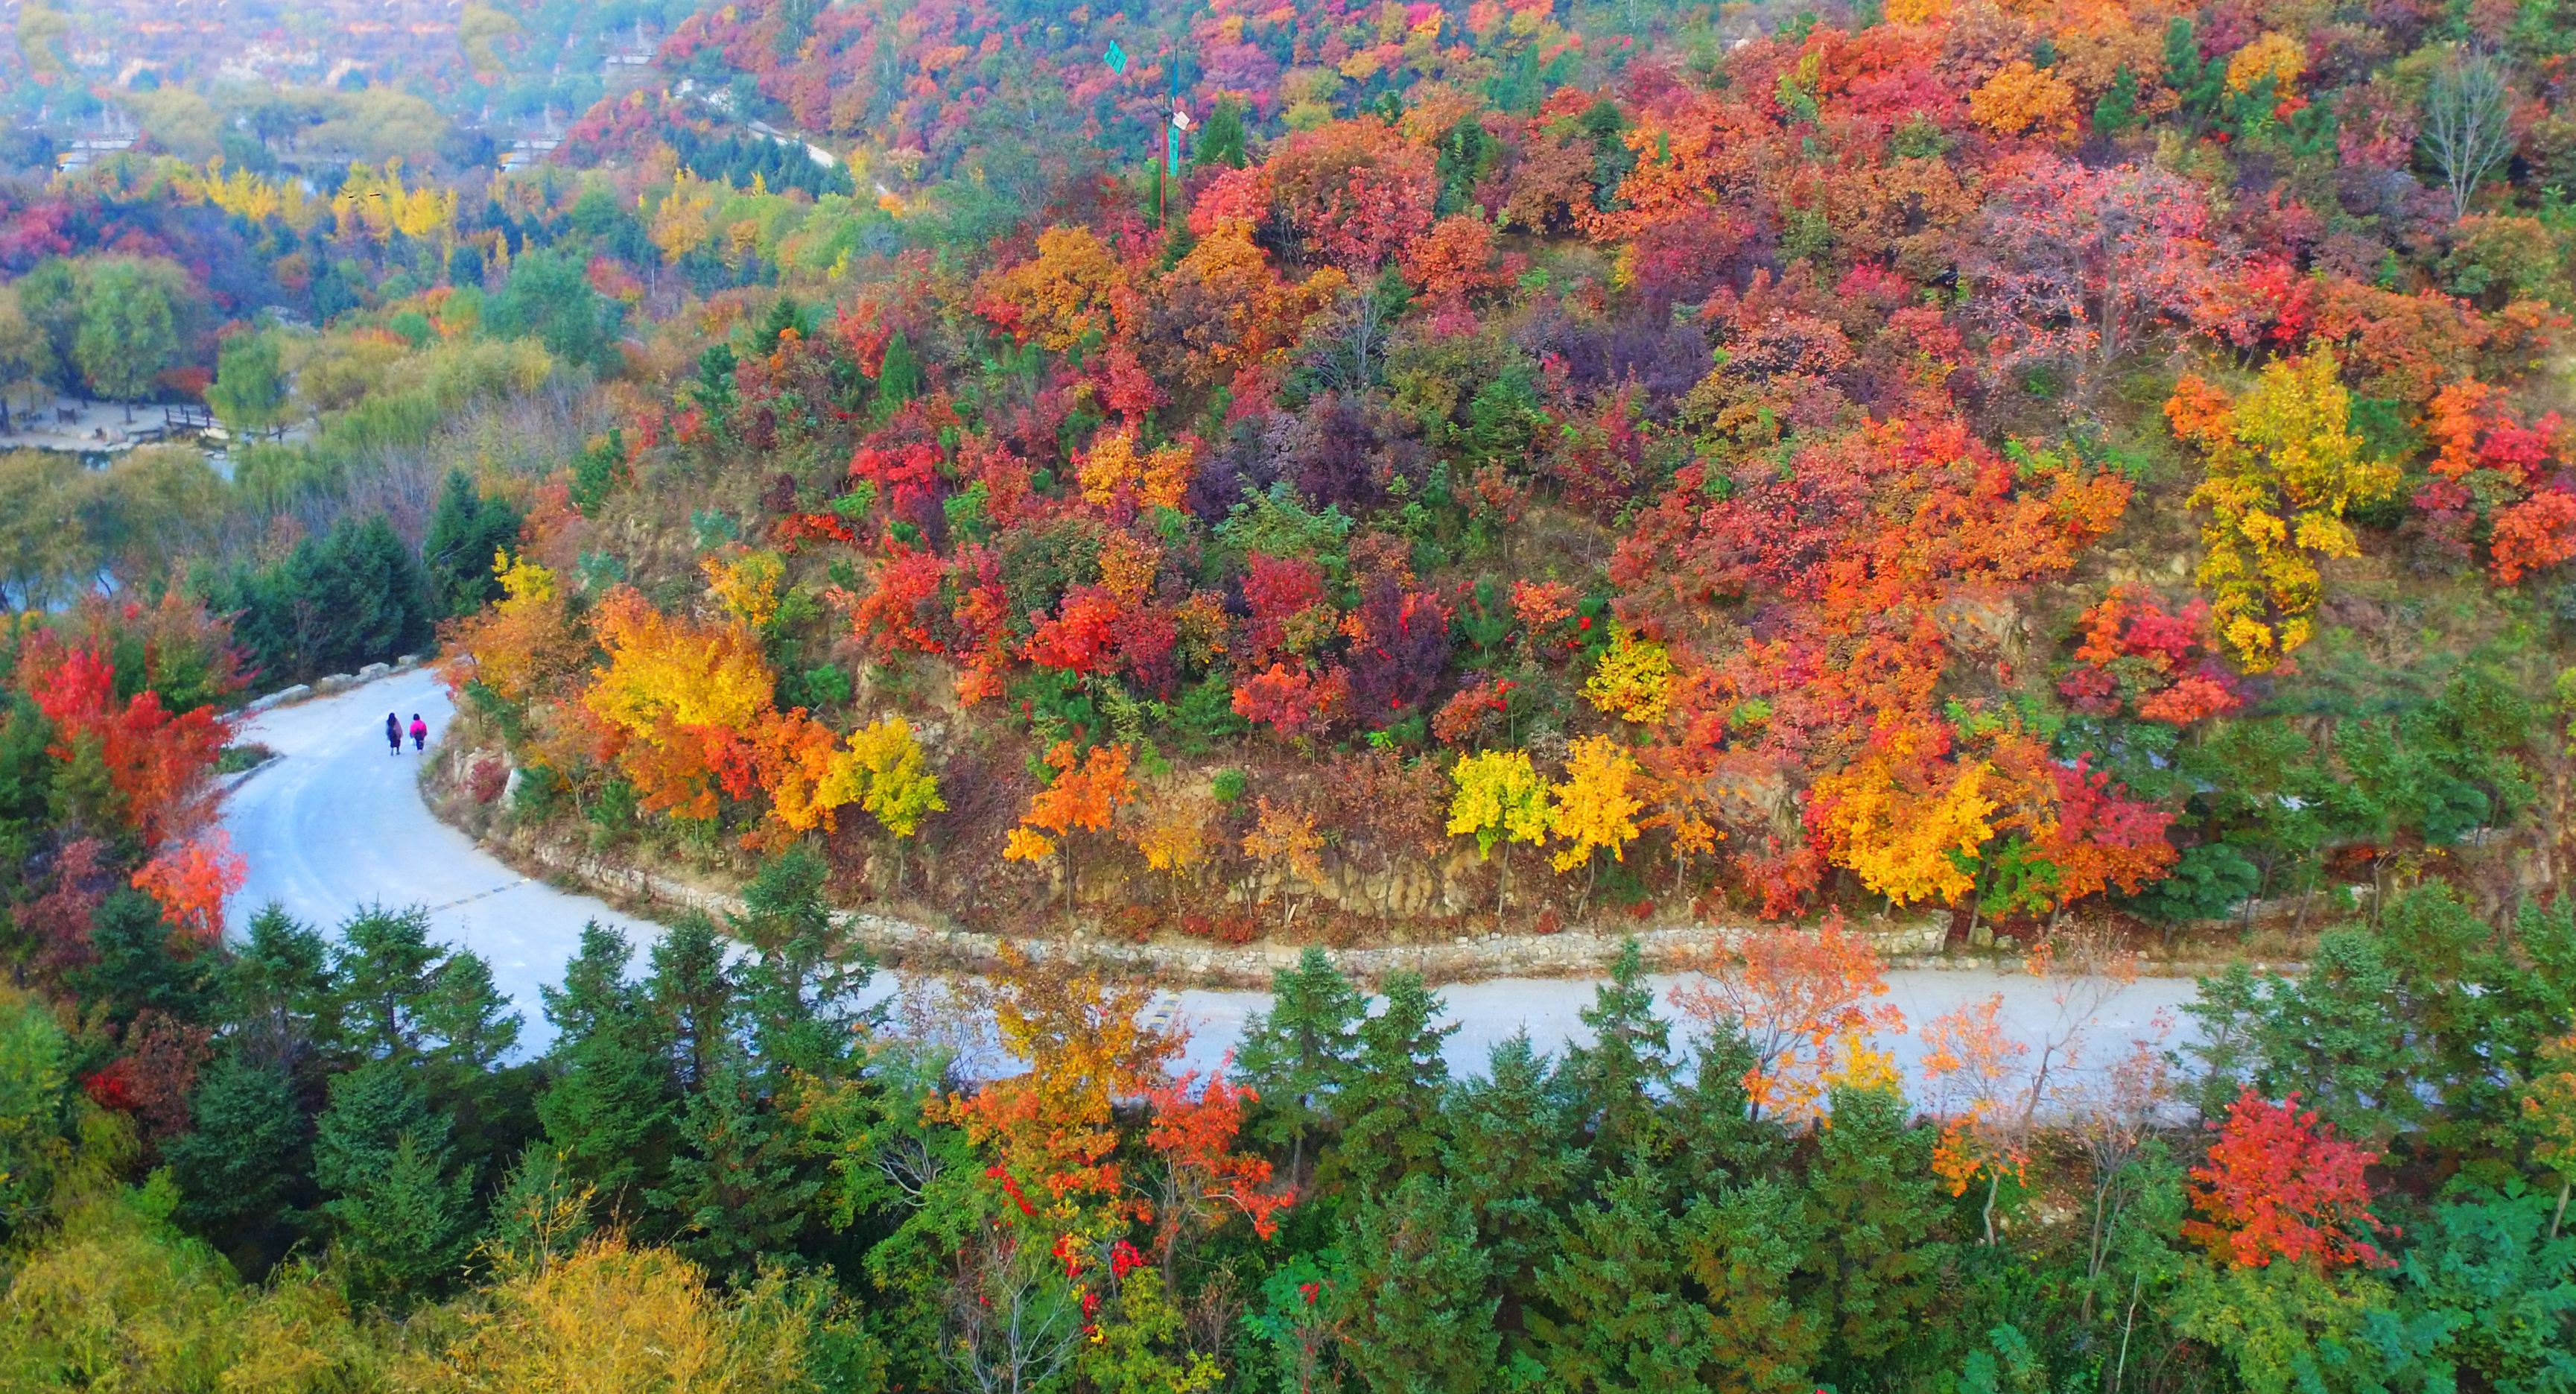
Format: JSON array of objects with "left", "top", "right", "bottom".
[{"left": 238, "top": 655, "right": 422, "bottom": 714}]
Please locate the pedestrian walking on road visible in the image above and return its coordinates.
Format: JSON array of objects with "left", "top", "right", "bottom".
[
  {"left": 386, "top": 712, "right": 402, "bottom": 755},
  {"left": 410, "top": 715, "right": 428, "bottom": 752}
]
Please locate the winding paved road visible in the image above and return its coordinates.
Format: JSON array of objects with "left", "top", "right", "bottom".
[{"left": 221, "top": 672, "right": 2199, "bottom": 1079}]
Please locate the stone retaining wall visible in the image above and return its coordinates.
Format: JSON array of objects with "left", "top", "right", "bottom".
[{"left": 494, "top": 831, "right": 2020, "bottom": 987}]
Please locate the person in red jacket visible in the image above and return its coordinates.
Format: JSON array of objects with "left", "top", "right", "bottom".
[{"left": 409, "top": 715, "right": 428, "bottom": 752}]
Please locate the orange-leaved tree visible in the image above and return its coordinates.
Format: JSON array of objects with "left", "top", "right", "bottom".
[
  {"left": 443, "top": 551, "right": 589, "bottom": 706},
  {"left": 1122, "top": 778, "right": 1218, "bottom": 913},
  {"left": 1243, "top": 796, "right": 1325, "bottom": 929},
  {"left": 935, "top": 947, "right": 1181, "bottom": 1239},
  {"left": 19, "top": 633, "right": 230, "bottom": 851},
  {"left": 1920, "top": 994, "right": 2032, "bottom": 1246},
  {"left": 1002, "top": 741, "right": 1138, "bottom": 908},
  {"left": 1138, "top": 1065, "right": 1295, "bottom": 1285},
  {"left": 130, "top": 829, "right": 247, "bottom": 947},
  {"left": 2183, "top": 1089, "right": 2392, "bottom": 1271},
  {"left": 1670, "top": 914, "right": 1907, "bottom": 1122},
  {"left": 1806, "top": 740, "right": 1996, "bottom": 910},
  {"left": 582, "top": 586, "right": 778, "bottom": 820}
]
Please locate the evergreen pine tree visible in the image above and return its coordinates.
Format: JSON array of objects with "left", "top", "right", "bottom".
[
  {"left": 165, "top": 1052, "right": 308, "bottom": 1254},
  {"left": 334, "top": 905, "right": 520, "bottom": 1071},
  {"left": 647, "top": 1062, "right": 819, "bottom": 1274},
  {"left": 337, "top": 1132, "right": 477, "bottom": 1304},
  {"left": 1527, "top": 1167, "right": 1712, "bottom": 1393},
  {"left": 1331, "top": 972, "right": 1456, "bottom": 1194},
  {"left": 1683, "top": 1179, "right": 1824, "bottom": 1391},
  {"left": 314, "top": 1059, "right": 478, "bottom": 1303},
  {"left": 1193, "top": 98, "right": 1248, "bottom": 169},
  {"left": 485, "top": 1146, "right": 597, "bottom": 1269},
  {"left": 1802, "top": 1084, "right": 1952, "bottom": 1366},
  {"left": 72, "top": 888, "right": 212, "bottom": 1027},
  {"left": 874, "top": 332, "right": 919, "bottom": 411},
  {"left": 650, "top": 910, "right": 737, "bottom": 1090},
  {"left": 1339, "top": 1173, "right": 1499, "bottom": 1394},
  {"left": 1442, "top": 1033, "right": 1578, "bottom": 1323},
  {"left": 220, "top": 904, "right": 340, "bottom": 1068},
  {"left": 421, "top": 469, "right": 526, "bottom": 618},
  {"left": 1234, "top": 947, "right": 1365, "bottom": 1176},
  {"left": 1553, "top": 940, "right": 1673, "bottom": 1170},
  {"left": 731, "top": 847, "right": 874, "bottom": 1081},
  {"left": 536, "top": 922, "right": 676, "bottom": 1208},
  {"left": 2093, "top": 63, "right": 2139, "bottom": 138}
]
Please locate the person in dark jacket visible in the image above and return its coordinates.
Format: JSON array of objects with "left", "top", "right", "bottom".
[
  {"left": 387, "top": 712, "right": 402, "bottom": 755},
  {"left": 409, "top": 715, "right": 428, "bottom": 752}
]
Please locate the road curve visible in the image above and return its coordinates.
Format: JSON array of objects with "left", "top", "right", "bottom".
[{"left": 223, "top": 672, "right": 2198, "bottom": 1077}]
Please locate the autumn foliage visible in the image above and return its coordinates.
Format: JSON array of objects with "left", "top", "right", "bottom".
[{"left": 2184, "top": 1089, "right": 2393, "bottom": 1272}]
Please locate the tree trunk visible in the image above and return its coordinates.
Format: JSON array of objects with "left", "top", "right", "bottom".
[{"left": 2111, "top": 1273, "right": 2142, "bottom": 1394}]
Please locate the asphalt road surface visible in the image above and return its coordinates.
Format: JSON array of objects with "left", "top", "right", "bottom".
[{"left": 223, "top": 671, "right": 2201, "bottom": 1081}]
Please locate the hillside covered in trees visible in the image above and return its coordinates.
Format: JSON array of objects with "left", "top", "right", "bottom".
[
  {"left": 431, "top": 0, "right": 2570, "bottom": 952},
  {"left": 7, "top": 0, "right": 2576, "bottom": 1389}
]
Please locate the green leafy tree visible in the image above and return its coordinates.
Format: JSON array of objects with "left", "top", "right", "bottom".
[
  {"left": 72, "top": 259, "right": 185, "bottom": 419},
  {"left": 2392, "top": 1184, "right": 2576, "bottom": 1390},
  {"left": 13, "top": 259, "right": 83, "bottom": 389},
  {"left": 0, "top": 287, "right": 60, "bottom": 432},
  {"left": 486, "top": 248, "right": 623, "bottom": 372},
  {"left": 205, "top": 330, "right": 288, "bottom": 437}
]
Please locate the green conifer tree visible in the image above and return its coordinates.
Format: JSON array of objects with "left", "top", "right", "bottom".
[
  {"left": 535, "top": 922, "right": 676, "bottom": 1209},
  {"left": 1802, "top": 1084, "right": 1952, "bottom": 1366},
  {"left": 166, "top": 1053, "right": 308, "bottom": 1253},
  {"left": 1234, "top": 947, "right": 1365, "bottom": 1177},
  {"left": 650, "top": 911, "right": 737, "bottom": 1091},
  {"left": 1339, "top": 1173, "right": 1499, "bottom": 1394},
  {"left": 647, "top": 1062, "right": 819, "bottom": 1275},
  {"left": 1331, "top": 972, "right": 1456, "bottom": 1195}
]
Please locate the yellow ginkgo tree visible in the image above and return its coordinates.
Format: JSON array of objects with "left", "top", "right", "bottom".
[
  {"left": 1582, "top": 625, "right": 1674, "bottom": 724},
  {"left": 1447, "top": 748, "right": 1550, "bottom": 922},
  {"left": 2168, "top": 351, "right": 2399, "bottom": 672},
  {"left": 1548, "top": 735, "right": 1642, "bottom": 919},
  {"left": 1806, "top": 750, "right": 1998, "bottom": 909}
]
